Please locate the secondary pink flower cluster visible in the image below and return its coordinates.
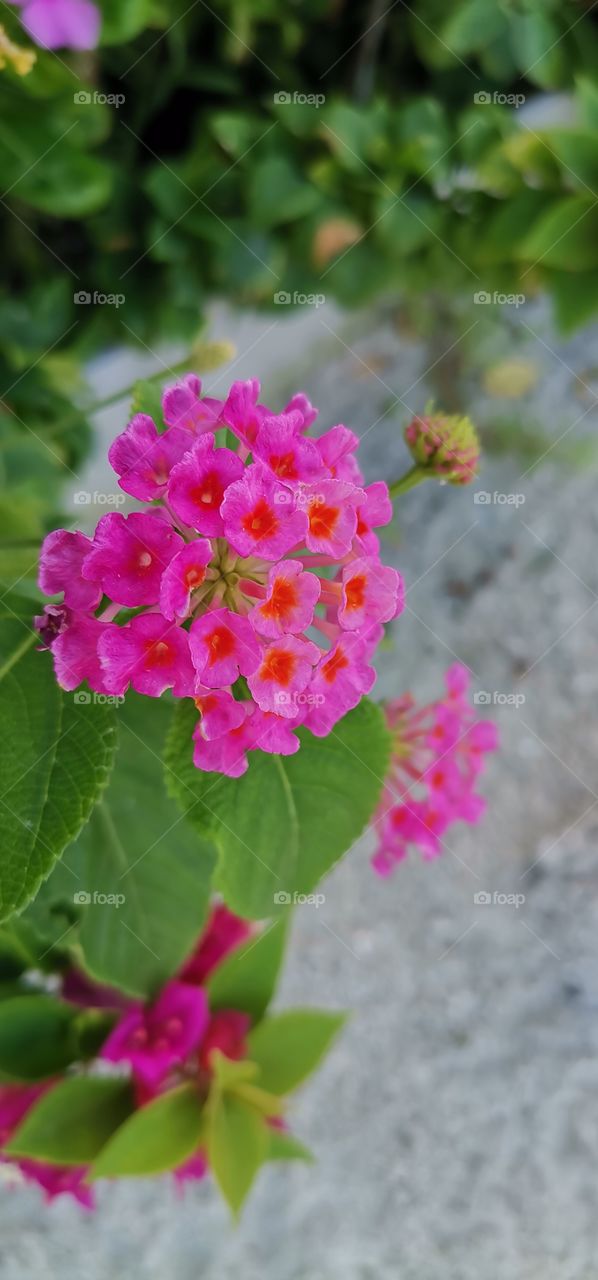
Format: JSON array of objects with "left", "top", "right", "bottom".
[
  {"left": 0, "top": 905, "right": 255, "bottom": 1206},
  {"left": 10, "top": 0, "right": 100, "bottom": 49},
  {"left": 372, "top": 664, "right": 498, "bottom": 875},
  {"left": 37, "top": 375, "right": 403, "bottom": 777}
]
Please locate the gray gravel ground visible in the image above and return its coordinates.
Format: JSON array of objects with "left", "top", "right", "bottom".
[{"left": 2, "top": 299, "right": 598, "bottom": 1279}]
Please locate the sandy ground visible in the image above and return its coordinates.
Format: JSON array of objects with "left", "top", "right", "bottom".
[{"left": 2, "top": 299, "right": 598, "bottom": 1279}]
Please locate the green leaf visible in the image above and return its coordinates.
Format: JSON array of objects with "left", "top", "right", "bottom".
[
  {"left": 519, "top": 196, "right": 598, "bottom": 270},
  {"left": 0, "top": 996, "right": 79, "bottom": 1080},
  {"left": 6, "top": 1077, "right": 133, "bottom": 1165},
  {"left": 74, "top": 694, "right": 217, "bottom": 998},
  {"left": 165, "top": 699, "right": 390, "bottom": 919},
  {"left": 99, "top": 0, "right": 156, "bottom": 43},
  {"left": 207, "top": 1091, "right": 268, "bottom": 1215},
  {"left": 248, "top": 1010, "right": 346, "bottom": 1094},
  {"left": 91, "top": 1083, "right": 204, "bottom": 1178},
  {"left": 0, "top": 610, "right": 117, "bottom": 921},
  {"left": 267, "top": 1128, "right": 314, "bottom": 1162},
  {"left": 129, "top": 378, "right": 164, "bottom": 427},
  {"left": 207, "top": 917, "right": 288, "bottom": 1023}
]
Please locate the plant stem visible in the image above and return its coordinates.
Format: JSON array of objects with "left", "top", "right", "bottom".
[
  {"left": 47, "top": 353, "right": 196, "bottom": 438},
  {"left": 388, "top": 465, "right": 428, "bottom": 499}
]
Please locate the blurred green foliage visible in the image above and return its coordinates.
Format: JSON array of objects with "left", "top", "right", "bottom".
[{"left": 0, "top": 0, "right": 597, "bottom": 557}]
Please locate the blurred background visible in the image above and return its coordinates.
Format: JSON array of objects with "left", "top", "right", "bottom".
[{"left": 1, "top": 0, "right": 598, "bottom": 1275}]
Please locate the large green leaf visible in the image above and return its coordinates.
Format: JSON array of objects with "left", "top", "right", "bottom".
[
  {"left": 74, "top": 694, "right": 217, "bottom": 998},
  {"left": 0, "top": 618, "right": 117, "bottom": 921},
  {"left": 519, "top": 196, "right": 598, "bottom": 271},
  {"left": 0, "top": 996, "right": 79, "bottom": 1080},
  {"left": 207, "top": 916, "right": 289, "bottom": 1023},
  {"left": 6, "top": 1077, "right": 133, "bottom": 1165},
  {"left": 91, "top": 1084, "right": 204, "bottom": 1178},
  {"left": 248, "top": 1010, "right": 346, "bottom": 1095},
  {"left": 165, "top": 699, "right": 390, "bottom": 919}
]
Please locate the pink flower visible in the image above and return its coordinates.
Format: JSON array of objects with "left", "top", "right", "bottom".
[
  {"left": 179, "top": 903, "right": 252, "bottom": 983},
  {"left": 303, "top": 479, "right": 365, "bottom": 558},
  {"left": 189, "top": 607, "right": 260, "bottom": 687},
  {"left": 338, "top": 556, "right": 404, "bottom": 630},
  {"left": 162, "top": 374, "right": 223, "bottom": 434},
  {"left": 249, "top": 560, "right": 321, "bottom": 637},
  {"left": 160, "top": 540, "right": 213, "bottom": 622},
  {"left": 98, "top": 613, "right": 195, "bottom": 698},
  {"left": 253, "top": 413, "right": 322, "bottom": 485},
  {"left": 221, "top": 378, "right": 267, "bottom": 447},
  {"left": 17, "top": 1159, "right": 95, "bottom": 1208},
  {"left": 38, "top": 529, "right": 101, "bottom": 613},
  {"left": 83, "top": 511, "right": 183, "bottom": 608},
  {"left": 51, "top": 616, "right": 112, "bottom": 693},
  {"left": 221, "top": 463, "right": 307, "bottom": 560},
  {"left": 355, "top": 482, "right": 393, "bottom": 554},
  {"left": 248, "top": 635, "right": 320, "bottom": 718},
  {"left": 303, "top": 633, "right": 376, "bottom": 736},
  {"left": 108, "top": 414, "right": 191, "bottom": 502},
  {"left": 12, "top": 0, "right": 100, "bottom": 50},
  {"left": 101, "top": 981, "right": 209, "bottom": 1090},
  {"left": 198, "top": 1010, "right": 250, "bottom": 1071},
  {"left": 0, "top": 1084, "right": 47, "bottom": 1146},
  {"left": 37, "top": 374, "right": 402, "bottom": 776},
  {"left": 193, "top": 686, "right": 247, "bottom": 739},
  {"left": 167, "top": 436, "right": 243, "bottom": 535},
  {"left": 192, "top": 704, "right": 256, "bottom": 777},
  {"left": 316, "top": 425, "right": 363, "bottom": 484},
  {"left": 371, "top": 666, "right": 498, "bottom": 874}
]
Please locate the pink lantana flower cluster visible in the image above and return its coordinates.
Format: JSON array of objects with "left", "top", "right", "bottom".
[
  {"left": 10, "top": 0, "right": 100, "bottom": 50},
  {"left": 37, "top": 375, "right": 404, "bottom": 777},
  {"left": 0, "top": 905, "right": 256, "bottom": 1205},
  {"left": 372, "top": 664, "right": 498, "bottom": 875}
]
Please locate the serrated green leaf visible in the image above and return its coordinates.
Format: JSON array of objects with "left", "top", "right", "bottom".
[
  {"left": 74, "top": 694, "right": 217, "bottom": 998},
  {"left": 165, "top": 699, "right": 390, "bottom": 919},
  {"left": 91, "top": 1083, "right": 204, "bottom": 1178},
  {"left": 267, "top": 1127, "right": 314, "bottom": 1162},
  {"left": 6, "top": 1076, "right": 133, "bottom": 1164},
  {"left": 248, "top": 1010, "right": 346, "bottom": 1094}
]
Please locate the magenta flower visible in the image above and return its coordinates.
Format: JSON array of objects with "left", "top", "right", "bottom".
[
  {"left": 168, "top": 437, "right": 243, "bottom": 536},
  {"left": 11, "top": 0, "right": 100, "bottom": 50},
  {"left": 108, "top": 414, "right": 191, "bottom": 503},
  {"left": 38, "top": 374, "right": 402, "bottom": 777},
  {"left": 248, "top": 560, "right": 321, "bottom": 638},
  {"left": 82, "top": 511, "right": 183, "bottom": 608},
  {"left": 371, "top": 665, "right": 498, "bottom": 876},
  {"left": 180, "top": 903, "right": 252, "bottom": 983},
  {"left": 198, "top": 1010, "right": 250, "bottom": 1071},
  {"left": 162, "top": 374, "right": 223, "bottom": 434},
  {"left": 98, "top": 614, "right": 196, "bottom": 698},
  {"left": 101, "top": 980, "right": 209, "bottom": 1090},
  {"left": 159, "top": 540, "right": 213, "bottom": 622}
]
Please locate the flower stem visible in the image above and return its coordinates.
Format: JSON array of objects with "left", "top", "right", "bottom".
[{"left": 388, "top": 465, "right": 428, "bottom": 499}]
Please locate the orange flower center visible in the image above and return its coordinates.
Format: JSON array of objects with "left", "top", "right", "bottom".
[
  {"left": 145, "top": 639, "right": 172, "bottom": 667},
  {"left": 184, "top": 565, "right": 206, "bottom": 590},
  {"left": 308, "top": 499, "right": 340, "bottom": 541},
  {"left": 206, "top": 626, "right": 235, "bottom": 664},
  {"left": 344, "top": 572, "right": 367, "bottom": 611},
  {"left": 261, "top": 576, "right": 298, "bottom": 622},
  {"left": 241, "top": 497, "right": 279, "bottom": 543},
  {"left": 321, "top": 646, "right": 349, "bottom": 684},
  {"left": 268, "top": 451, "right": 297, "bottom": 480},
  {"left": 259, "top": 648, "right": 297, "bottom": 686},
  {"left": 190, "top": 470, "right": 224, "bottom": 511}
]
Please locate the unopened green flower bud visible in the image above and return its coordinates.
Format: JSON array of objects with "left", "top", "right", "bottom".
[{"left": 404, "top": 413, "right": 480, "bottom": 485}]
